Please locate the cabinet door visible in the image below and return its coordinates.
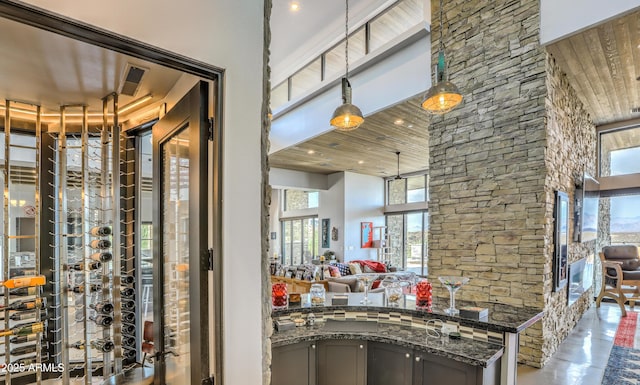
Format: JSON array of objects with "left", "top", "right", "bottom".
[
  {"left": 368, "top": 342, "right": 413, "bottom": 385},
  {"left": 272, "top": 342, "right": 317, "bottom": 385},
  {"left": 317, "top": 340, "right": 366, "bottom": 385},
  {"left": 413, "top": 353, "right": 477, "bottom": 385}
]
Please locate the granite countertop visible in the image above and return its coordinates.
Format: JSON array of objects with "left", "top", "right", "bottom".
[
  {"left": 271, "top": 319, "right": 504, "bottom": 368},
  {"left": 276, "top": 292, "right": 543, "bottom": 333}
]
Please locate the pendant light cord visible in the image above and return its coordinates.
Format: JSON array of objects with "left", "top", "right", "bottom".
[
  {"left": 345, "top": 0, "right": 349, "bottom": 80},
  {"left": 439, "top": 0, "right": 444, "bottom": 51}
]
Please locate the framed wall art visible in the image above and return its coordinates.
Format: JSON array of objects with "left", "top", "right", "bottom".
[
  {"left": 554, "top": 191, "right": 570, "bottom": 292},
  {"left": 361, "top": 222, "right": 373, "bottom": 248},
  {"left": 321, "top": 218, "right": 330, "bottom": 248}
]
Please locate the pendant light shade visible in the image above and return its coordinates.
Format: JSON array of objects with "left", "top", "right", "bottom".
[
  {"left": 330, "top": 78, "right": 364, "bottom": 131},
  {"left": 421, "top": 0, "right": 463, "bottom": 114},
  {"left": 330, "top": 0, "right": 364, "bottom": 131}
]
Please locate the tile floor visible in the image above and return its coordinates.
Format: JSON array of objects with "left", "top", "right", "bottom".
[{"left": 517, "top": 302, "right": 623, "bottom": 385}]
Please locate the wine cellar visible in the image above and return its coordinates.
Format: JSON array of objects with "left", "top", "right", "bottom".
[{"left": 0, "top": 96, "right": 139, "bottom": 384}]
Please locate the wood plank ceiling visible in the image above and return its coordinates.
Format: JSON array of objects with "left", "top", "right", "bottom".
[
  {"left": 547, "top": 9, "right": 640, "bottom": 127},
  {"left": 269, "top": 97, "right": 431, "bottom": 177},
  {"left": 273, "top": 9, "right": 640, "bottom": 178}
]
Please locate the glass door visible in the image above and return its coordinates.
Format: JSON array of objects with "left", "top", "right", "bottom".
[{"left": 152, "top": 81, "right": 211, "bottom": 385}]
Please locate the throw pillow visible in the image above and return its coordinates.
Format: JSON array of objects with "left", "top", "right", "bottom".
[
  {"left": 335, "top": 262, "right": 351, "bottom": 276},
  {"left": 328, "top": 265, "right": 342, "bottom": 278},
  {"left": 349, "top": 263, "right": 363, "bottom": 275}
]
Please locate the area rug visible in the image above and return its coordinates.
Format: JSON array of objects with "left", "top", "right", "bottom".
[{"left": 602, "top": 311, "right": 640, "bottom": 384}]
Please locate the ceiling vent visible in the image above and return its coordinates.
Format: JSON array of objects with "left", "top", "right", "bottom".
[{"left": 119, "top": 64, "right": 147, "bottom": 97}]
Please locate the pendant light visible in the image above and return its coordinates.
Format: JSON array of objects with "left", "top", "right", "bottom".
[
  {"left": 330, "top": 0, "right": 364, "bottom": 131},
  {"left": 394, "top": 151, "right": 402, "bottom": 180},
  {"left": 421, "top": 0, "right": 463, "bottom": 114}
]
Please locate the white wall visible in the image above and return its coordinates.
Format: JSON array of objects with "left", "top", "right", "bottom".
[
  {"left": 269, "top": 189, "right": 281, "bottom": 259},
  {"left": 343, "top": 172, "right": 385, "bottom": 262},
  {"left": 18, "top": 1, "right": 265, "bottom": 383},
  {"left": 540, "top": 0, "right": 640, "bottom": 45},
  {"left": 270, "top": 168, "right": 329, "bottom": 190},
  {"left": 318, "top": 172, "right": 345, "bottom": 259},
  {"left": 270, "top": 31, "right": 430, "bottom": 153}
]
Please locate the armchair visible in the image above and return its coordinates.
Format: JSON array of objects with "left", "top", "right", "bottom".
[{"left": 596, "top": 245, "right": 640, "bottom": 317}]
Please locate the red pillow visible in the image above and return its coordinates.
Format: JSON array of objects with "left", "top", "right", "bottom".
[
  {"left": 371, "top": 280, "right": 381, "bottom": 289},
  {"left": 328, "top": 265, "right": 342, "bottom": 278}
]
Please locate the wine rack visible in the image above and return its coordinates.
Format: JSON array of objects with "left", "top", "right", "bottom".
[
  {"left": 46, "top": 94, "right": 125, "bottom": 384},
  {"left": 2, "top": 100, "right": 46, "bottom": 385}
]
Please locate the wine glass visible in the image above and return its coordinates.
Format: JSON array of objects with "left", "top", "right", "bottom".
[
  {"left": 438, "top": 276, "right": 469, "bottom": 316},
  {"left": 356, "top": 273, "right": 379, "bottom": 305}
]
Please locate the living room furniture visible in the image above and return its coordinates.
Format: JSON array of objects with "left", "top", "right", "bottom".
[
  {"left": 596, "top": 245, "right": 640, "bottom": 316},
  {"left": 271, "top": 276, "right": 328, "bottom": 294}
]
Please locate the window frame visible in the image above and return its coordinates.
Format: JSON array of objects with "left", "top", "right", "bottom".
[{"left": 280, "top": 215, "right": 319, "bottom": 266}]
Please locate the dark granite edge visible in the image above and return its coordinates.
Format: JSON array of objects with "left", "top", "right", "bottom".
[
  {"left": 274, "top": 304, "right": 544, "bottom": 333},
  {"left": 271, "top": 327, "right": 504, "bottom": 368}
]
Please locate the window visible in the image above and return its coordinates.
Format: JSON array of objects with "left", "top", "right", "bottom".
[
  {"left": 600, "top": 126, "right": 640, "bottom": 177},
  {"left": 290, "top": 58, "right": 322, "bottom": 100},
  {"left": 386, "top": 211, "right": 428, "bottom": 275},
  {"left": 386, "top": 175, "right": 428, "bottom": 205},
  {"left": 281, "top": 217, "right": 319, "bottom": 265},
  {"left": 284, "top": 189, "right": 319, "bottom": 211},
  {"left": 607, "top": 195, "right": 640, "bottom": 246},
  {"left": 369, "top": 0, "right": 423, "bottom": 51},
  {"left": 140, "top": 222, "right": 152, "bottom": 254}
]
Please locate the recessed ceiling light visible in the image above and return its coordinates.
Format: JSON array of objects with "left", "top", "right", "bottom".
[
  {"left": 328, "top": 142, "right": 340, "bottom": 148},
  {"left": 407, "top": 124, "right": 414, "bottom": 128},
  {"left": 358, "top": 160, "right": 364, "bottom": 164},
  {"left": 307, "top": 149, "right": 315, "bottom": 154},
  {"left": 290, "top": 1, "right": 300, "bottom": 12},
  {"left": 394, "top": 119, "right": 404, "bottom": 125}
]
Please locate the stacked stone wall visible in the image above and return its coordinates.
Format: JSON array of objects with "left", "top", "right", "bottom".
[{"left": 428, "top": 0, "right": 595, "bottom": 367}]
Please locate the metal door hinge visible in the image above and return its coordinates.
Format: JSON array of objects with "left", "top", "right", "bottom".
[
  {"left": 208, "top": 248, "right": 214, "bottom": 271},
  {"left": 208, "top": 117, "right": 215, "bottom": 141}
]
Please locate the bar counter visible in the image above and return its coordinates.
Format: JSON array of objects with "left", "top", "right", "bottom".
[{"left": 272, "top": 292, "right": 543, "bottom": 385}]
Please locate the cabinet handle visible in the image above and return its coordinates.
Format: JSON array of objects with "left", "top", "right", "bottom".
[
  {"left": 311, "top": 344, "right": 316, "bottom": 349},
  {"left": 359, "top": 345, "right": 364, "bottom": 349},
  {"left": 405, "top": 353, "right": 411, "bottom": 358},
  {"left": 415, "top": 357, "right": 421, "bottom": 362}
]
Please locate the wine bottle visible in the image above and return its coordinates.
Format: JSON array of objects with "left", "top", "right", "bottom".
[
  {"left": 1, "top": 286, "right": 39, "bottom": 297},
  {"left": 122, "top": 324, "right": 136, "bottom": 335},
  {"left": 89, "top": 314, "right": 113, "bottom": 327},
  {"left": 121, "top": 312, "right": 135, "bottom": 323},
  {"left": 89, "top": 239, "right": 111, "bottom": 249},
  {"left": 9, "top": 310, "right": 46, "bottom": 321},
  {"left": 121, "top": 275, "right": 135, "bottom": 285},
  {"left": 90, "top": 302, "right": 113, "bottom": 314},
  {"left": 10, "top": 334, "right": 38, "bottom": 344},
  {"left": 122, "top": 300, "right": 135, "bottom": 310},
  {"left": 0, "top": 322, "right": 44, "bottom": 337},
  {"left": 89, "top": 252, "right": 112, "bottom": 263},
  {"left": 10, "top": 343, "right": 41, "bottom": 356},
  {"left": 66, "top": 261, "right": 102, "bottom": 271},
  {"left": 1, "top": 275, "right": 46, "bottom": 289},
  {"left": 2, "top": 298, "right": 46, "bottom": 311},
  {"left": 120, "top": 288, "right": 135, "bottom": 298},
  {"left": 92, "top": 339, "right": 114, "bottom": 352},
  {"left": 89, "top": 226, "right": 112, "bottom": 236},
  {"left": 123, "top": 349, "right": 136, "bottom": 358},
  {"left": 122, "top": 336, "right": 136, "bottom": 346},
  {"left": 12, "top": 354, "right": 48, "bottom": 365},
  {"left": 70, "top": 284, "right": 101, "bottom": 293},
  {"left": 71, "top": 339, "right": 114, "bottom": 353}
]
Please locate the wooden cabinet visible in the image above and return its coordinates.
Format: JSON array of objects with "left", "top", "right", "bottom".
[
  {"left": 272, "top": 340, "right": 500, "bottom": 385},
  {"left": 368, "top": 342, "right": 413, "bottom": 385},
  {"left": 317, "top": 340, "right": 367, "bottom": 385},
  {"left": 412, "top": 352, "right": 500, "bottom": 385},
  {"left": 272, "top": 341, "right": 316, "bottom": 385}
]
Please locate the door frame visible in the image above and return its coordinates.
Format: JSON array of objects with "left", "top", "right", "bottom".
[
  {"left": 152, "top": 81, "right": 210, "bottom": 385},
  {"left": 0, "top": 3, "right": 224, "bottom": 383}
]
